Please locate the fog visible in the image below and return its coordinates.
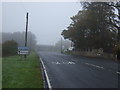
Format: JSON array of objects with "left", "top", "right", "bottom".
[{"left": 2, "top": 2, "right": 81, "bottom": 45}]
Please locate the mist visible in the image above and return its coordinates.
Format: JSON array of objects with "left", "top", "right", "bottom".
[{"left": 2, "top": 2, "right": 81, "bottom": 45}]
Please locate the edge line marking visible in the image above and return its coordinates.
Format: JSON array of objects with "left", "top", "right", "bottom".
[{"left": 40, "top": 57, "right": 52, "bottom": 89}]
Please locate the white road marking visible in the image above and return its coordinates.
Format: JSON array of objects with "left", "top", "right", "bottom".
[
  {"left": 68, "top": 62, "right": 75, "bottom": 64},
  {"left": 40, "top": 58, "right": 52, "bottom": 89},
  {"left": 52, "top": 61, "right": 60, "bottom": 64},
  {"left": 56, "top": 62, "right": 60, "bottom": 64},
  {"left": 52, "top": 61, "right": 75, "bottom": 64},
  {"left": 85, "top": 63, "right": 104, "bottom": 69},
  {"left": 116, "top": 72, "right": 120, "bottom": 74}
]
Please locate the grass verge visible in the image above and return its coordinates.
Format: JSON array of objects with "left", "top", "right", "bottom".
[
  {"left": 0, "top": 57, "right": 2, "bottom": 89},
  {"left": 2, "top": 52, "right": 43, "bottom": 88}
]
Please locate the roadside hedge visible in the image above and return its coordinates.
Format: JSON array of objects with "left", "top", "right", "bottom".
[{"left": 2, "top": 40, "right": 18, "bottom": 57}]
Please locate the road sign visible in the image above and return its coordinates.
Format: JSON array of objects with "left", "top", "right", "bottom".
[{"left": 18, "top": 46, "right": 29, "bottom": 55}]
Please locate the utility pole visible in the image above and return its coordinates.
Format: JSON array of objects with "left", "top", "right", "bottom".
[
  {"left": 24, "top": 12, "right": 29, "bottom": 58},
  {"left": 61, "top": 37, "right": 63, "bottom": 53},
  {"left": 71, "top": 41, "right": 72, "bottom": 47}
]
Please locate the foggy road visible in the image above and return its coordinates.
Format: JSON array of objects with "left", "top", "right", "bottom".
[{"left": 38, "top": 51, "right": 118, "bottom": 88}]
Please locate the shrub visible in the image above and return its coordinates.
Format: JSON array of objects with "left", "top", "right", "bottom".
[{"left": 2, "top": 40, "right": 18, "bottom": 57}]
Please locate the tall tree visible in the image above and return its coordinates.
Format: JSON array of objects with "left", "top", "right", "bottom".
[
  {"left": 107, "top": 1, "right": 120, "bottom": 59},
  {"left": 107, "top": 2, "right": 120, "bottom": 44},
  {"left": 62, "top": 2, "right": 117, "bottom": 53}
]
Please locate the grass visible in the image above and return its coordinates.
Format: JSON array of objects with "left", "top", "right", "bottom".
[
  {"left": 0, "top": 57, "right": 2, "bottom": 89},
  {"left": 2, "top": 52, "right": 43, "bottom": 88}
]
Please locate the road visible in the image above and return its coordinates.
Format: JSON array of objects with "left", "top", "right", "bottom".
[{"left": 38, "top": 51, "right": 119, "bottom": 88}]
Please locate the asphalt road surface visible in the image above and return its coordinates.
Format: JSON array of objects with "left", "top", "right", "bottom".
[{"left": 38, "top": 51, "right": 119, "bottom": 88}]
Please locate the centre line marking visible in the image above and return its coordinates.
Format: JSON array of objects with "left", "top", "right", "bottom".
[
  {"left": 68, "top": 62, "right": 75, "bottom": 64},
  {"left": 85, "top": 63, "right": 104, "bottom": 69}
]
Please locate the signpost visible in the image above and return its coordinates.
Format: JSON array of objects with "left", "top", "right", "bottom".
[{"left": 18, "top": 46, "right": 29, "bottom": 55}]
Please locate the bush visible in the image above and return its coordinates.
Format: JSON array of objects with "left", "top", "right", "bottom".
[{"left": 2, "top": 40, "right": 18, "bottom": 57}]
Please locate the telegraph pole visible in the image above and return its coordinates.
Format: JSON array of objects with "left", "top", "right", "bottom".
[
  {"left": 61, "top": 37, "right": 63, "bottom": 53},
  {"left": 71, "top": 41, "right": 72, "bottom": 47},
  {"left": 25, "top": 12, "right": 29, "bottom": 47},
  {"left": 24, "top": 12, "right": 29, "bottom": 58}
]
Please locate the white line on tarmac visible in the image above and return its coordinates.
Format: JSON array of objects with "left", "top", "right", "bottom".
[
  {"left": 116, "top": 72, "right": 120, "bottom": 74},
  {"left": 40, "top": 58, "right": 52, "bottom": 89},
  {"left": 85, "top": 63, "right": 104, "bottom": 69},
  {"left": 68, "top": 61, "right": 75, "bottom": 64}
]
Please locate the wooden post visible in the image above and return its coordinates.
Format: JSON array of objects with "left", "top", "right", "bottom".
[{"left": 24, "top": 12, "right": 29, "bottom": 58}]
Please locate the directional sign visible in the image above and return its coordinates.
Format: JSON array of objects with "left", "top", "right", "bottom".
[{"left": 18, "top": 46, "right": 29, "bottom": 55}]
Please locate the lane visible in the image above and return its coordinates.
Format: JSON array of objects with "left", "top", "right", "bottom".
[
  {"left": 54, "top": 53, "right": 118, "bottom": 73},
  {"left": 38, "top": 51, "right": 118, "bottom": 88}
]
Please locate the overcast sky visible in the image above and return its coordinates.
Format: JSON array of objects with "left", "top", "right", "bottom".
[{"left": 2, "top": 2, "right": 82, "bottom": 45}]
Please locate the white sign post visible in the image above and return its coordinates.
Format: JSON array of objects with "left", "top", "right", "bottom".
[{"left": 18, "top": 46, "right": 29, "bottom": 55}]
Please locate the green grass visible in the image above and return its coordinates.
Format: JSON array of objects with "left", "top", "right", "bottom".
[
  {"left": 0, "top": 57, "right": 2, "bottom": 89},
  {"left": 2, "top": 52, "right": 43, "bottom": 88}
]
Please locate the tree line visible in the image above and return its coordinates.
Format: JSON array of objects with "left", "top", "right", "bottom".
[
  {"left": 61, "top": 2, "right": 120, "bottom": 53},
  {"left": 2, "top": 31, "right": 37, "bottom": 50},
  {"left": 2, "top": 31, "right": 37, "bottom": 56}
]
